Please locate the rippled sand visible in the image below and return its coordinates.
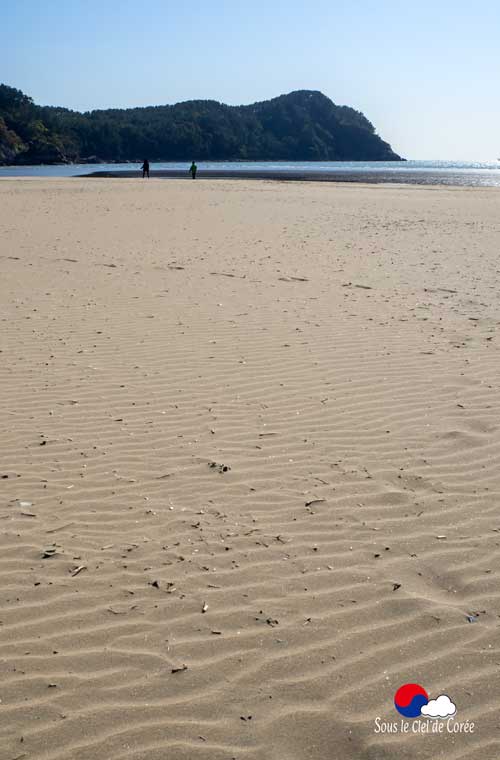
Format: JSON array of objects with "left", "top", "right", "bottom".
[{"left": 1, "top": 178, "right": 499, "bottom": 759}]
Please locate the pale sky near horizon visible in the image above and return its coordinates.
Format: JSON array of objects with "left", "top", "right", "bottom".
[{"left": 3, "top": 0, "right": 499, "bottom": 160}]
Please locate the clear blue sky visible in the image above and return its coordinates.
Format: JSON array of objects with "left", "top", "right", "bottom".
[{"left": 3, "top": 0, "right": 499, "bottom": 159}]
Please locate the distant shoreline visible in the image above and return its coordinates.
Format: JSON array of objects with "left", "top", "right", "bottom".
[{"left": 79, "top": 168, "right": 500, "bottom": 187}]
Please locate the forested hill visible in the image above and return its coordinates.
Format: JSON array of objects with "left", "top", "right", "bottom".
[{"left": 0, "top": 84, "right": 402, "bottom": 164}]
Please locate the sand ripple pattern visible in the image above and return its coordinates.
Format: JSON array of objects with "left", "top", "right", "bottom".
[{"left": 1, "top": 179, "right": 500, "bottom": 759}]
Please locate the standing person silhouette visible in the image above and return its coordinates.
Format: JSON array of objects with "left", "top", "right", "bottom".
[
  {"left": 141, "top": 159, "right": 150, "bottom": 179},
  {"left": 189, "top": 161, "right": 197, "bottom": 179}
]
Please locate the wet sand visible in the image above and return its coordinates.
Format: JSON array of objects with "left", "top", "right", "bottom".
[{"left": 81, "top": 168, "right": 500, "bottom": 186}]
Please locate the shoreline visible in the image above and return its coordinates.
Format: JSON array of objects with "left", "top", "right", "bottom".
[{"left": 78, "top": 168, "right": 500, "bottom": 187}]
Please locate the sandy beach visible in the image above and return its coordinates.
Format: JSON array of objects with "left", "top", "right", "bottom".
[{"left": 1, "top": 177, "right": 500, "bottom": 760}]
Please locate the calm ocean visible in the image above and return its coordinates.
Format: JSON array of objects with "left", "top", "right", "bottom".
[{"left": 2, "top": 160, "right": 500, "bottom": 186}]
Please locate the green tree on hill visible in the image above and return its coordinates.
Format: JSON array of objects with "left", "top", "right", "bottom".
[{"left": 0, "top": 84, "right": 402, "bottom": 164}]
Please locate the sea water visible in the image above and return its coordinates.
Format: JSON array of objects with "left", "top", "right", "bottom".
[{"left": 2, "top": 160, "right": 500, "bottom": 186}]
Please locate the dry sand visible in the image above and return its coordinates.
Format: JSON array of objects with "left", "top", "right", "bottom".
[{"left": 1, "top": 178, "right": 500, "bottom": 760}]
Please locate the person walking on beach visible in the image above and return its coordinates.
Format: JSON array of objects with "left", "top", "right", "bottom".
[
  {"left": 141, "top": 159, "right": 150, "bottom": 179},
  {"left": 189, "top": 161, "right": 197, "bottom": 179}
]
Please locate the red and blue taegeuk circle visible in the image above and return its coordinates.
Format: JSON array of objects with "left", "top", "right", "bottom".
[{"left": 394, "top": 683, "right": 429, "bottom": 718}]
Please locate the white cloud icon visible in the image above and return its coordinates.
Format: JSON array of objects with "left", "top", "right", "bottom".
[{"left": 421, "top": 694, "right": 456, "bottom": 719}]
